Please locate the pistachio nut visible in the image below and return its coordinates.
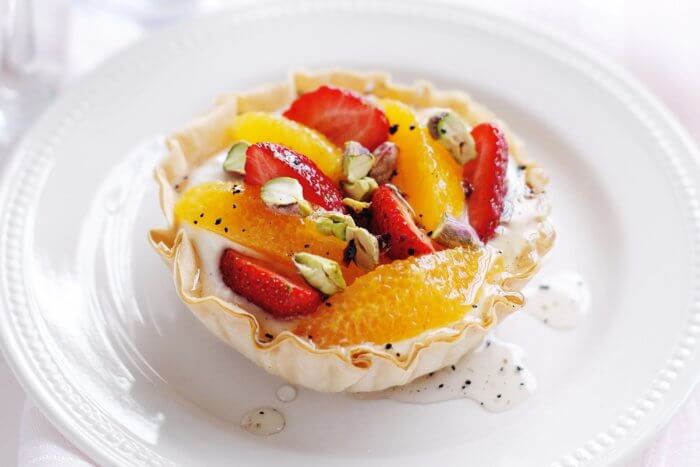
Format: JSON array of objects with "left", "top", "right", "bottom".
[
  {"left": 223, "top": 141, "right": 250, "bottom": 174},
  {"left": 346, "top": 226, "right": 379, "bottom": 270},
  {"left": 260, "top": 177, "right": 312, "bottom": 216},
  {"left": 430, "top": 214, "right": 480, "bottom": 248},
  {"left": 342, "top": 197, "right": 371, "bottom": 214},
  {"left": 342, "top": 177, "right": 378, "bottom": 201},
  {"left": 369, "top": 141, "right": 398, "bottom": 184},
  {"left": 293, "top": 253, "right": 346, "bottom": 295},
  {"left": 310, "top": 211, "right": 356, "bottom": 240},
  {"left": 342, "top": 141, "right": 375, "bottom": 182},
  {"left": 427, "top": 111, "right": 476, "bottom": 164}
]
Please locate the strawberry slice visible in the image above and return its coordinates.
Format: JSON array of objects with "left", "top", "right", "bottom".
[
  {"left": 244, "top": 142, "right": 345, "bottom": 212},
  {"left": 370, "top": 185, "right": 435, "bottom": 259},
  {"left": 220, "top": 249, "right": 323, "bottom": 319},
  {"left": 462, "top": 123, "right": 509, "bottom": 241},
  {"left": 283, "top": 85, "right": 389, "bottom": 151}
]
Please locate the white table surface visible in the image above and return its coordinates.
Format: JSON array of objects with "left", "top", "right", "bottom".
[{"left": 0, "top": 0, "right": 698, "bottom": 464}]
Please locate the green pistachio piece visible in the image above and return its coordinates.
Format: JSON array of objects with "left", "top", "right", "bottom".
[
  {"left": 260, "top": 177, "right": 312, "bottom": 216},
  {"left": 427, "top": 111, "right": 476, "bottom": 164},
  {"left": 430, "top": 214, "right": 480, "bottom": 248},
  {"left": 223, "top": 141, "right": 250, "bottom": 174},
  {"left": 369, "top": 141, "right": 399, "bottom": 184},
  {"left": 310, "top": 211, "right": 356, "bottom": 240},
  {"left": 293, "top": 253, "right": 346, "bottom": 295},
  {"left": 342, "top": 177, "right": 378, "bottom": 201},
  {"left": 342, "top": 141, "right": 375, "bottom": 182},
  {"left": 346, "top": 226, "right": 379, "bottom": 270},
  {"left": 342, "top": 197, "right": 371, "bottom": 214}
]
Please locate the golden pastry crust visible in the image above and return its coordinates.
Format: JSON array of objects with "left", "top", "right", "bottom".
[{"left": 149, "top": 70, "right": 555, "bottom": 392}]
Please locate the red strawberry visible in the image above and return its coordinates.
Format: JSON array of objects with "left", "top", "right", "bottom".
[
  {"left": 370, "top": 185, "right": 435, "bottom": 259},
  {"left": 463, "top": 123, "right": 508, "bottom": 241},
  {"left": 220, "top": 249, "right": 323, "bottom": 319},
  {"left": 283, "top": 85, "right": 389, "bottom": 151},
  {"left": 244, "top": 142, "right": 345, "bottom": 212}
]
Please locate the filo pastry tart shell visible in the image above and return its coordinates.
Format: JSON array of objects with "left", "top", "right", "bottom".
[{"left": 148, "top": 70, "right": 555, "bottom": 392}]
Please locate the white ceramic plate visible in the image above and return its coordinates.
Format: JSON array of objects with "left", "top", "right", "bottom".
[{"left": 2, "top": 1, "right": 699, "bottom": 466}]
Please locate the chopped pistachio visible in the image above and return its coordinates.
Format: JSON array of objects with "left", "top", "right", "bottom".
[
  {"left": 427, "top": 111, "right": 476, "bottom": 164},
  {"left": 293, "top": 253, "right": 346, "bottom": 295},
  {"left": 369, "top": 141, "right": 398, "bottom": 184},
  {"left": 342, "top": 197, "right": 371, "bottom": 214},
  {"left": 260, "top": 177, "right": 312, "bottom": 216},
  {"left": 310, "top": 211, "right": 356, "bottom": 240},
  {"left": 342, "top": 177, "right": 378, "bottom": 201},
  {"left": 342, "top": 141, "right": 375, "bottom": 182},
  {"left": 223, "top": 141, "right": 250, "bottom": 174},
  {"left": 430, "top": 214, "right": 480, "bottom": 248},
  {"left": 346, "top": 226, "right": 379, "bottom": 270}
]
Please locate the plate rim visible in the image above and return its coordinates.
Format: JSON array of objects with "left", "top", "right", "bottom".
[{"left": 1, "top": 1, "right": 699, "bottom": 466}]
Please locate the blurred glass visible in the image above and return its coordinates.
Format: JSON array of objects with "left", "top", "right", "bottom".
[{"left": 0, "top": 0, "right": 68, "bottom": 151}]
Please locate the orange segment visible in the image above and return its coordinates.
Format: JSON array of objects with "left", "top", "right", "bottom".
[
  {"left": 294, "top": 247, "right": 491, "bottom": 347},
  {"left": 174, "top": 181, "right": 364, "bottom": 282},
  {"left": 227, "top": 112, "right": 343, "bottom": 182},
  {"left": 379, "top": 99, "right": 465, "bottom": 231}
]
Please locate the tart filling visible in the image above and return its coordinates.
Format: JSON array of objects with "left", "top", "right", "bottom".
[{"left": 149, "top": 70, "right": 554, "bottom": 392}]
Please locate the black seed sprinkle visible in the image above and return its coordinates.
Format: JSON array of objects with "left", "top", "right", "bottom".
[
  {"left": 224, "top": 227, "right": 229, "bottom": 233},
  {"left": 409, "top": 125, "right": 416, "bottom": 130},
  {"left": 440, "top": 128, "right": 447, "bottom": 134},
  {"left": 308, "top": 335, "right": 313, "bottom": 340},
  {"left": 517, "top": 164, "right": 527, "bottom": 171},
  {"left": 325, "top": 302, "right": 332, "bottom": 307},
  {"left": 497, "top": 394, "right": 502, "bottom": 399},
  {"left": 451, "top": 365, "right": 456, "bottom": 371},
  {"left": 232, "top": 204, "right": 237, "bottom": 209},
  {"left": 539, "top": 284, "right": 550, "bottom": 290},
  {"left": 480, "top": 402, "right": 484, "bottom": 406},
  {"left": 259, "top": 411, "right": 265, "bottom": 415},
  {"left": 385, "top": 343, "right": 393, "bottom": 350},
  {"left": 465, "top": 380, "right": 471, "bottom": 385},
  {"left": 215, "top": 218, "right": 222, "bottom": 225},
  {"left": 516, "top": 366, "right": 523, "bottom": 372},
  {"left": 499, "top": 367, "right": 504, "bottom": 372},
  {"left": 193, "top": 220, "right": 198, "bottom": 224},
  {"left": 407, "top": 248, "right": 416, "bottom": 256},
  {"left": 343, "top": 239, "right": 357, "bottom": 265},
  {"left": 428, "top": 372, "right": 434, "bottom": 377},
  {"left": 200, "top": 213, "right": 205, "bottom": 218},
  {"left": 174, "top": 184, "right": 180, "bottom": 190},
  {"left": 242, "top": 229, "right": 246, "bottom": 232},
  {"left": 264, "top": 333, "right": 274, "bottom": 339},
  {"left": 438, "top": 384, "right": 444, "bottom": 389},
  {"left": 472, "top": 304, "right": 478, "bottom": 309},
  {"left": 427, "top": 230, "right": 433, "bottom": 236},
  {"left": 396, "top": 352, "right": 401, "bottom": 357},
  {"left": 520, "top": 382, "right": 525, "bottom": 387},
  {"left": 304, "top": 244, "right": 310, "bottom": 248},
  {"left": 389, "top": 124, "right": 399, "bottom": 134}
]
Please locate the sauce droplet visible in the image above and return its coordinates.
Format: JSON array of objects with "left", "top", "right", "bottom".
[
  {"left": 240, "top": 407, "right": 285, "bottom": 436},
  {"left": 524, "top": 272, "right": 590, "bottom": 329},
  {"left": 276, "top": 384, "right": 297, "bottom": 402},
  {"left": 363, "top": 336, "right": 536, "bottom": 412}
]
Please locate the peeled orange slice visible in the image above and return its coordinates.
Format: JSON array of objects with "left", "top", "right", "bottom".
[
  {"left": 227, "top": 112, "right": 343, "bottom": 182},
  {"left": 294, "top": 247, "right": 492, "bottom": 347},
  {"left": 174, "top": 181, "right": 364, "bottom": 281},
  {"left": 379, "top": 99, "right": 465, "bottom": 231}
]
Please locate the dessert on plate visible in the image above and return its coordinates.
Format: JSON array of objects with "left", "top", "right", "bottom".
[{"left": 149, "top": 70, "right": 554, "bottom": 392}]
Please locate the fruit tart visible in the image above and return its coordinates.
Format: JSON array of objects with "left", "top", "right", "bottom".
[{"left": 149, "top": 70, "right": 554, "bottom": 392}]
